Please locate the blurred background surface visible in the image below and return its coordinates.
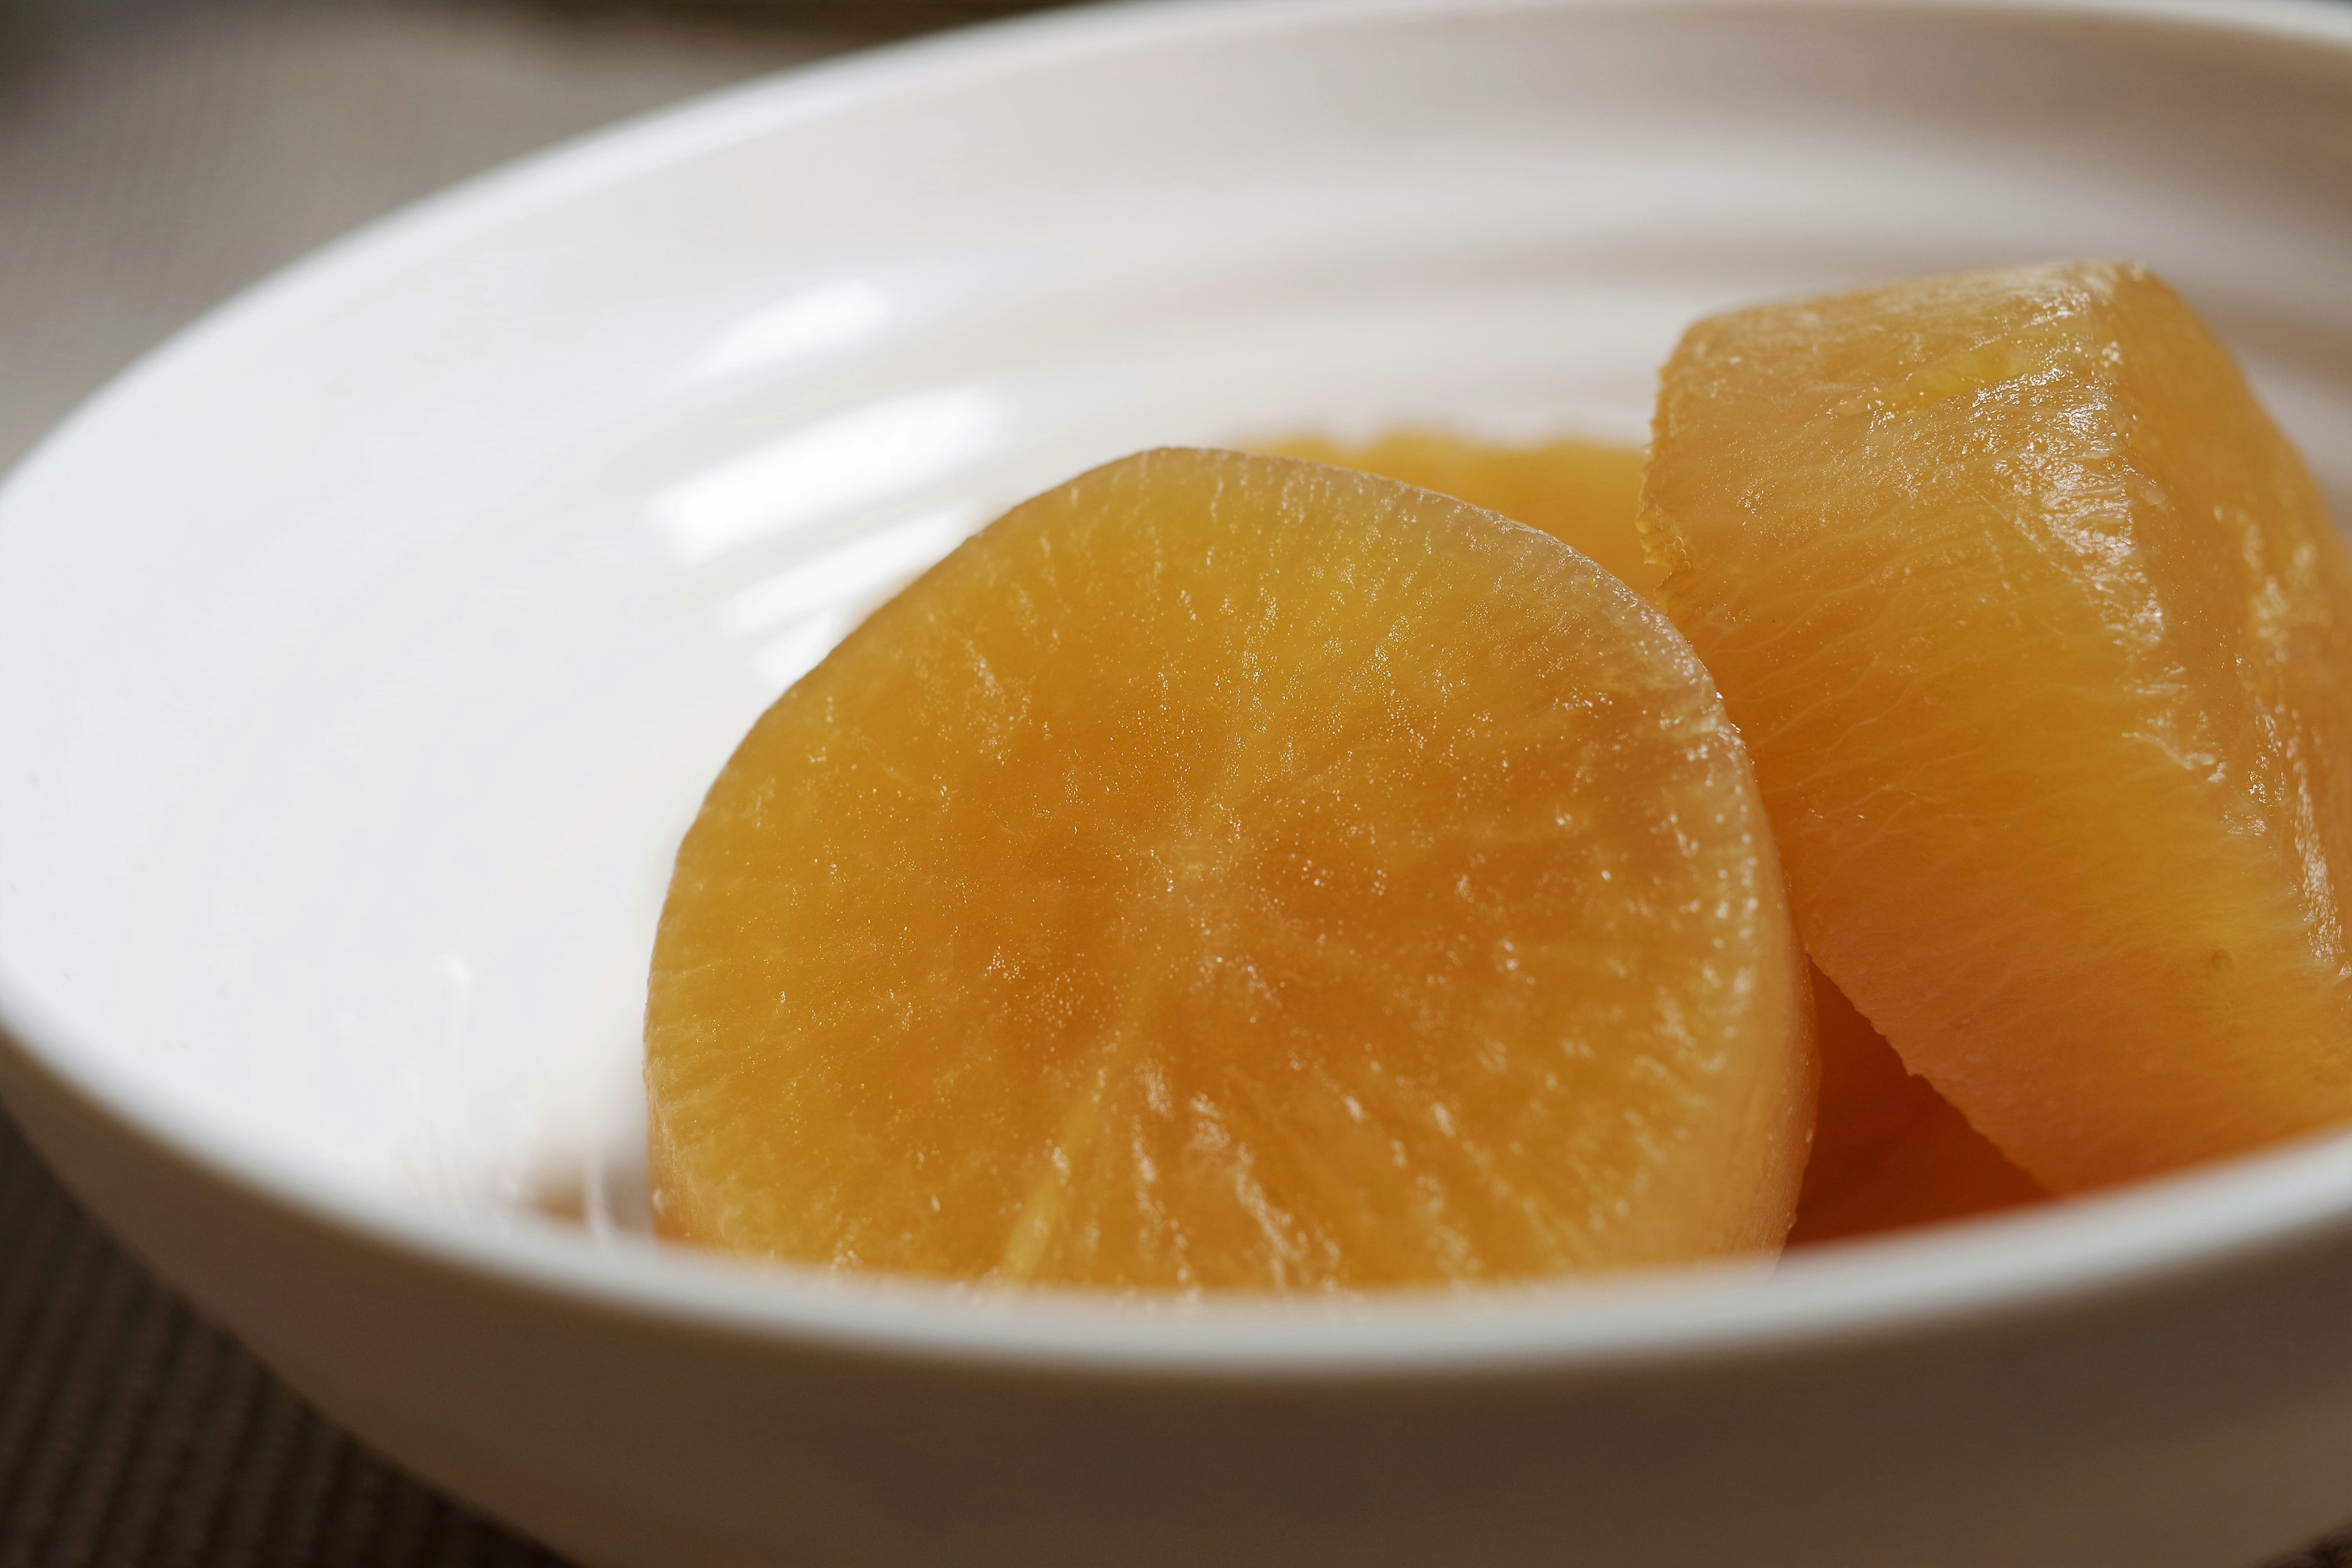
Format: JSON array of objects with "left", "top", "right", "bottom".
[
  {"left": 4, "top": 0, "right": 2352, "bottom": 1562},
  {"left": 0, "top": 0, "right": 889, "bottom": 474}
]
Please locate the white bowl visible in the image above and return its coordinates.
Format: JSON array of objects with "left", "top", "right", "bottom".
[{"left": 6, "top": 1, "right": 2352, "bottom": 1562}]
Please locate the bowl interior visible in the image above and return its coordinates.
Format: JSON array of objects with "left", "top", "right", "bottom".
[{"left": 4, "top": 0, "right": 2352, "bottom": 1341}]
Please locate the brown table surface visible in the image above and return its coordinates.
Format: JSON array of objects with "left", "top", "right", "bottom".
[{"left": 4, "top": 2, "right": 2352, "bottom": 1561}]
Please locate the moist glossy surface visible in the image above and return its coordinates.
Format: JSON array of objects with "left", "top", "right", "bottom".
[
  {"left": 1789, "top": 967, "right": 2043, "bottom": 1245},
  {"left": 647, "top": 448, "right": 1811, "bottom": 1289},
  {"left": 1283, "top": 427, "right": 2039, "bottom": 1238},
  {"left": 1261, "top": 431, "right": 1659, "bottom": 597},
  {"left": 1645, "top": 261, "right": 2352, "bottom": 1192}
]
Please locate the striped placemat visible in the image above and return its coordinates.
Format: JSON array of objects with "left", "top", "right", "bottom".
[{"left": 0, "top": 1107, "right": 567, "bottom": 1566}]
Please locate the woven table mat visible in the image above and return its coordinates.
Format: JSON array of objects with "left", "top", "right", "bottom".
[
  {"left": 0, "top": 1110, "right": 568, "bottom": 1566},
  {"left": 4, "top": 2, "right": 2352, "bottom": 1562}
]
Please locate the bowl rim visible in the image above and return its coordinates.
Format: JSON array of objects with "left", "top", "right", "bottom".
[{"left": 6, "top": 0, "right": 2352, "bottom": 1380}]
